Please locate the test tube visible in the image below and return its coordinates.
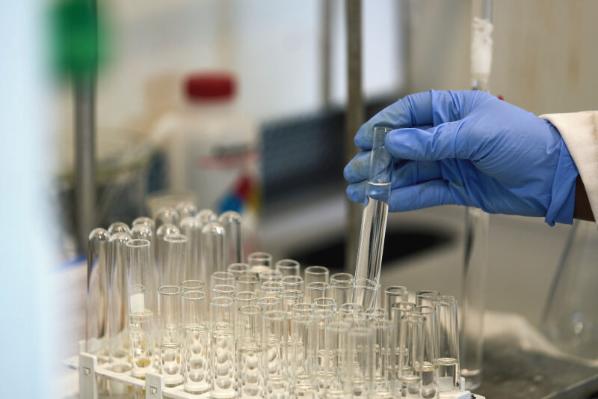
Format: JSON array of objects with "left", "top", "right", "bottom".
[
  {"left": 311, "top": 308, "right": 334, "bottom": 392},
  {"left": 181, "top": 290, "right": 210, "bottom": 394},
  {"left": 107, "top": 231, "right": 131, "bottom": 371},
  {"left": 212, "top": 284, "right": 236, "bottom": 299},
  {"left": 155, "top": 224, "right": 180, "bottom": 279},
  {"left": 108, "top": 221, "right": 130, "bottom": 235},
  {"left": 435, "top": 296, "right": 460, "bottom": 392},
  {"left": 236, "top": 273, "right": 259, "bottom": 293},
  {"left": 304, "top": 265, "right": 329, "bottom": 286},
  {"left": 262, "top": 310, "right": 290, "bottom": 396},
  {"left": 248, "top": 251, "right": 273, "bottom": 275},
  {"left": 131, "top": 223, "right": 153, "bottom": 244},
  {"left": 398, "top": 313, "right": 424, "bottom": 398},
  {"left": 384, "top": 286, "right": 408, "bottom": 319},
  {"left": 372, "top": 319, "right": 393, "bottom": 397},
  {"left": 282, "top": 275, "right": 304, "bottom": 293},
  {"left": 228, "top": 262, "right": 250, "bottom": 279},
  {"left": 132, "top": 216, "right": 155, "bottom": 232},
  {"left": 290, "top": 303, "right": 317, "bottom": 396},
  {"left": 161, "top": 233, "right": 188, "bottom": 286},
  {"left": 176, "top": 201, "right": 198, "bottom": 219},
  {"left": 181, "top": 280, "right": 206, "bottom": 294},
  {"left": 353, "top": 278, "right": 380, "bottom": 310},
  {"left": 155, "top": 207, "right": 180, "bottom": 228},
  {"left": 461, "top": 207, "right": 489, "bottom": 390},
  {"left": 237, "top": 304, "right": 263, "bottom": 398},
  {"left": 127, "top": 239, "right": 158, "bottom": 379},
  {"left": 323, "top": 320, "right": 351, "bottom": 397},
  {"left": 260, "top": 280, "right": 284, "bottom": 298},
  {"left": 313, "top": 297, "right": 336, "bottom": 313},
  {"left": 275, "top": 259, "right": 301, "bottom": 277},
  {"left": 211, "top": 297, "right": 236, "bottom": 398},
  {"left": 257, "top": 296, "right": 282, "bottom": 313},
  {"left": 347, "top": 326, "right": 375, "bottom": 397},
  {"left": 354, "top": 126, "right": 392, "bottom": 305},
  {"left": 86, "top": 228, "right": 110, "bottom": 359},
  {"left": 338, "top": 303, "right": 364, "bottom": 325},
  {"left": 390, "top": 302, "right": 416, "bottom": 393},
  {"left": 219, "top": 211, "right": 243, "bottom": 267},
  {"left": 196, "top": 209, "right": 217, "bottom": 226},
  {"left": 306, "top": 281, "right": 330, "bottom": 304},
  {"left": 235, "top": 291, "right": 258, "bottom": 328},
  {"left": 179, "top": 216, "right": 202, "bottom": 283},
  {"left": 366, "top": 307, "right": 387, "bottom": 321},
  {"left": 211, "top": 271, "right": 236, "bottom": 289},
  {"left": 200, "top": 221, "right": 226, "bottom": 277},
  {"left": 259, "top": 269, "right": 283, "bottom": 282},
  {"left": 158, "top": 285, "right": 183, "bottom": 386},
  {"left": 417, "top": 306, "right": 438, "bottom": 399},
  {"left": 330, "top": 273, "right": 354, "bottom": 306}
]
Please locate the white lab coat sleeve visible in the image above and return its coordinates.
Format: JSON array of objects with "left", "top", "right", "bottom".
[{"left": 542, "top": 111, "right": 598, "bottom": 220}]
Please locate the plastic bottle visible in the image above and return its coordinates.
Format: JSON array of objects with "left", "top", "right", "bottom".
[{"left": 151, "top": 72, "right": 258, "bottom": 213}]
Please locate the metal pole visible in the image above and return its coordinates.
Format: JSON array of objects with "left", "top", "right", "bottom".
[
  {"left": 344, "top": 0, "right": 364, "bottom": 272},
  {"left": 321, "top": 0, "right": 333, "bottom": 108},
  {"left": 74, "top": 0, "right": 97, "bottom": 256}
]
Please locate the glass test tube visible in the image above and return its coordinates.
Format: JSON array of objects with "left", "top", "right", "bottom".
[
  {"left": 86, "top": 228, "right": 110, "bottom": 359},
  {"left": 131, "top": 223, "right": 153, "bottom": 243},
  {"left": 155, "top": 207, "right": 180, "bottom": 228},
  {"left": 236, "top": 273, "right": 259, "bottom": 293},
  {"left": 219, "top": 211, "right": 244, "bottom": 267},
  {"left": 435, "top": 296, "right": 460, "bottom": 392},
  {"left": 338, "top": 303, "right": 364, "bottom": 324},
  {"left": 132, "top": 216, "right": 155, "bottom": 231},
  {"left": 262, "top": 310, "right": 290, "bottom": 397},
  {"left": 311, "top": 309, "right": 334, "bottom": 393},
  {"left": 182, "top": 290, "right": 210, "bottom": 394},
  {"left": 228, "top": 262, "right": 250, "bottom": 279},
  {"left": 127, "top": 239, "right": 157, "bottom": 378},
  {"left": 384, "top": 286, "right": 408, "bottom": 319},
  {"left": 155, "top": 223, "right": 180, "bottom": 273},
  {"left": 196, "top": 209, "right": 217, "bottom": 225},
  {"left": 330, "top": 273, "right": 354, "bottom": 307},
  {"left": 417, "top": 306, "right": 438, "bottom": 399},
  {"left": 161, "top": 233, "right": 188, "bottom": 287},
  {"left": 371, "top": 319, "right": 393, "bottom": 397},
  {"left": 353, "top": 278, "right": 380, "bottom": 310},
  {"left": 347, "top": 326, "right": 375, "bottom": 398},
  {"left": 398, "top": 313, "right": 424, "bottom": 399},
  {"left": 313, "top": 297, "right": 336, "bottom": 313},
  {"left": 282, "top": 275, "right": 304, "bottom": 292},
  {"left": 257, "top": 296, "right": 282, "bottom": 313},
  {"left": 416, "top": 290, "right": 439, "bottom": 307},
  {"left": 304, "top": 265, "right": 329, "bottom": 286},
  {"left": 179, "top": 216, "right": 202, "bottom": 284},
  {"left": 107, "top": 232, "right": 131, "bottom": 371},
  {"left": 275, "top": 259, "right": 301, "bottom": 277},
  {"left": 212, "top": 284, "right": 236, "bottom": 299},
  {"left": 211, "top": 271, "right": 236, "bottom": 289},
  {"left": 211, "top": 297, "right": 236, "bottom": 398},
  {"left": 260, "top": 281, "right": 284, "bottom": 298},
  {"left": 323, "top": 321, "right": 350, "bottom": 397},
  {"left": 108, "top": 221, "right": 130, "bottom": 235},
  {"left": 306, "top": 281, "right": 330, "bottom": 303},
  {"left": 235, "top": 291, "right": 258, "bottom": 329},
  {"left": 461, "top": 207, "right": 489, "bottom": 390},
  {"left": 248, "top": 251, "right": 273, "bottom": 275},
  {"left": 290, "top": 303, "right": 317, "bottom": 396},
  {"left": 201, "top": 221, "right": 226, "bottom": 277},
  {"left": 158, "top": 285, "right": 183, "bottom": 386},
  {"left": 176, "top": 201, "right": 198, "bottom": 219},
  {"left": 390, "top": 301, "right": 415, "bottom": 393},
  {"left": 260, "top": 269, "right": 283, "bottom": 282},
  {"left": 354, "top": 126, "right": 392, "bottom": 308},
  {"left": 237, "top": 305, "right": 263, "bottom": 398},
  {"left": 181, "top": 280, "right": 206, "bottom": 293}
]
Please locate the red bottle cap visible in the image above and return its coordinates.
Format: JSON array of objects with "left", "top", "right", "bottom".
[{"left": 184, "top": 72, "right": 236, "bottom": 102}]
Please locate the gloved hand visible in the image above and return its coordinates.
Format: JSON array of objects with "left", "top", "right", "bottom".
[{"left": 344, "top": 90, "right": 579, "bottom": 225}]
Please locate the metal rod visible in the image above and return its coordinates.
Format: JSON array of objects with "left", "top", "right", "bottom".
[
  {"left": 344, "top": 0, "right": 364, "bottom": 273},
  {"left": 320, "top": 0, "right": 333, "bottom": 108},
  {"left": 75, "top": 0, "right": 98, "bottom": 255}
]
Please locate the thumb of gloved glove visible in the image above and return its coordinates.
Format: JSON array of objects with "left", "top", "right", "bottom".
[{"left": 344, "top": 90, "right": 579, "bottom": 225}]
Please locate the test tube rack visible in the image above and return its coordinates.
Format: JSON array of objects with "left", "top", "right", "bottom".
[{"left": 76, "top": 349, "right": 484, "bottom": 399}]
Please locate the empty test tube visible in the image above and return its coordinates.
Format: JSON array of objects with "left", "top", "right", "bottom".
[
  {"left": 282, "top": 275, "right": 304, "bottom": 292},
  {"left": 182, "top": 290, "right": 210, "bottom": 394},
  {"left": 228, "top": 262, "right": 250, "bottom": 279},
  {"left": 417, "top": 306, "right": 438, "bottom": 399},
  {"left": 330, "top": 273, "right": 354, "bottom": 306},
  {"left": 260, "top": 269, "right": 283, "bottom": 282},
  {"left": 86, "top": 228, "right": 110, "bottom": 359},
  {"left": 108, "top": 221, "right": 130, "bottom": 235},
  {"left": 200, "top": 221, "right": 226, "bottom": 277},
  {"left": 248, "top": 251, "right": 273, "bottom": 275},
  {"left": 179, "top": 216, "right": 202, "bottom": 283},
  {"left": 155, "top": 207, "right": 180, "bottom": 228},
  {"left": 385, "top": 286, "right": 408, "bottom": 319},
  {"left": 398, "top": 312, "right": 424, "bottom": 398},
  {"left": 237, "top": 304, "right": 263, "bottom": 398},
  {"left": 107, "top": 231, "right": 131, "bottom": 371},
  {"left": 275, "top": 259, "right": 301, "bottom": 277},
  {"left": 211, "top": 271, "right": 236, "bottom": 289},
  {"left": 347, "top": 325, "right": 375, "bottom": 397},
  {"left": 372, "top": 319, "right": 393, "bottom": 397},
  {"left": 306, "top": 281, "right": 330, "bottom": 303},
  {"left": 260, "top": 281, "right": 284, "bottom": 298},
  {"left": 211, "top": 297, "right": 236, "bottom": 398},
  {"left": 236, "top": 273, "right": 259, "bottom": 293},
  {"left": 323, "top": 320, "right": 351, "bottom": 397},
  {"left": 219, "top": 211, "right": 243, "bottom": 267},
  {"left": 158, "top": 285, "right": 183, "bottom": 386},
  {"left": 176, "top": 201, "right": 198, "bottom": 219},
  {"left": 290, "top": 303, "right": 317, "bottom": 396},
  {"left": 263, "top": 310, "right": 290, "bottom": 397},
  {"left": 354, "top": 126, "right": 393, "bottom": 308},
  {"left": 161, "top": 233, "right": 188, "bottom": 286},
  {"left": 304, "top": 265, "right": 329, "bottom": 285}
]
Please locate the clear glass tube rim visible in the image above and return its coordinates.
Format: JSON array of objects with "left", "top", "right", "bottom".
[{"left": 159, "top": 285, "right": 181, "bottom": 296}]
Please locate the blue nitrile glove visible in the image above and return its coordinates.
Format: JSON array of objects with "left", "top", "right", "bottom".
[{"left": 344, "top": 90, "right": 579, "bottom": 225}]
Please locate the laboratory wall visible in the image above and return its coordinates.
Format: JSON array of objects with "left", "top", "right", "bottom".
[{"left": 407, "top": 0, "right": 598, "bottom": 114}]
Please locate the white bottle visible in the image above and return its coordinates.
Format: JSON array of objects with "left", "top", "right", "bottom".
[{"left": 151, "top": 73, "right": 258, "bottom": 212}]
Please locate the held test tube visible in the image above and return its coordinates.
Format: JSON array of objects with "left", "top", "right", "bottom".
[
  {"left": 461, "top": 0, "right": 493, "bottom": 390},
  {"left": 354, "top": 126, "right": 392, "bottom": 308}
]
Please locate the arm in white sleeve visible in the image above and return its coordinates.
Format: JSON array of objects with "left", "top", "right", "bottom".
[{"left": 542, "top": 111, "right": 598, "bottom": 220}]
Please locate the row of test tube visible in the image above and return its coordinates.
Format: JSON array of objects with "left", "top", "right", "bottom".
[{"left": 85, "top": 205, "right": 462, "bottom": 398}]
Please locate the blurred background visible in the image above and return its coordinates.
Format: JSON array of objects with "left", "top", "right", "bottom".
[{"left": 3, "top": 0, "right": 598, "bottom": 397}]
